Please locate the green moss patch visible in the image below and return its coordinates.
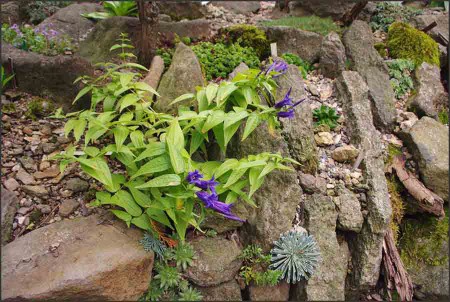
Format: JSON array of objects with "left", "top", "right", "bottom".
[
  {"left": 219, "top": 25, "right": 270, "bottom": 59},
  {"left": 387, "top": 22, "right": 440, "bottom": 67},
  {"left": 260, "top": 16, "right": 342, "bottom": 36}
]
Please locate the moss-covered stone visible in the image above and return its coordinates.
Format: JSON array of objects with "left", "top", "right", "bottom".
[
  {"left": 386, "top": 175, "right": 405, "bottom": 243},
  {"left": 26, "top": 97, "right": 55, "bottom": 120},
  {"left": 219, "top": 24, "right": 270, "bottom": 59},
  {"left": 374, "top": 42, "right": 387, "bottom": 58},
  {"left": 387, "top": 22, "right": 440, "bottom": 67}
]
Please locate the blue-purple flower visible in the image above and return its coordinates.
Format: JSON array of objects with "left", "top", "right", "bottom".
[
  {"left": 11, "top": 24, "right": 22, "bottom": 36},
  {"left": 265, "top": 59, "right": 288, "bottom": 77},
  {"left": 275, "top": 88, "right": 307, "bottom": 119},
  {"left": 187, "top": 170, "right": 245, "bottom": 222}
]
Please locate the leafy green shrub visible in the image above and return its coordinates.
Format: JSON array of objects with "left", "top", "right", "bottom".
[
  {"left": 239, "top": 245, "right": 283, "bottom": 286},
  {"left": 2, "top": 23, "right": 73, "bottom": 56},
  {"left": 55, "top": 34, "right": 300, "bottom": 245},
  {"left": 386, "top": 59, "right": 415, "bottom": 98},
  {"left": 24, "top": 1, "right": 71, "bottom": 24},
  {"left": 219, "top": 24, "right": 270, "bottom": 59},
  {"left": 82, "top": 1, "right": 137, "bottom": 20},
  {"left": 313, "top": 105, "right": 340, "bottom": 129},
  {"left": 387, "top": 22, "right": 440, "bottom": 67},
  {"left": 280, "top": 53, "right": 312, "bottom": 79},
  {"left": 370, "top": 2, "right": 422, "bottom": 32},
  {"left": 260, "top": 16, "right": 341, "bottom": 36},
  {"left": 156, "top": 47, "right": 175, "bottom": 70},
  {"left": 270, "top": 231, "right": 321, "bottom": 283},
  {"left": 191, "top": 42, "right": 260, "bottom": 80}
]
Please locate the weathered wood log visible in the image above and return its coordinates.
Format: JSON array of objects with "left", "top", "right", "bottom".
[
  {"left": 389, "top": 155, "right": 445, "bottom": 217},
  {"left": 342, "top": 1, "right": 369, "bottom": 26},
  {"left": 421, "top": 21, "right": 438, "bottom": 33},
  {"left": 141, "top": 55, "right": 164, "bottom": 100},
  {"left": 438, "top": 32, "right": 449, "bottom": 46},
  {"left": 382, "top": 228, "right": 414, "bottom": 301}
]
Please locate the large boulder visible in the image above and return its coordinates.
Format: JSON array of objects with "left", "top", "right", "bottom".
[
  {"left": 212, "top": 1, "right": 261, "bottom": 15},
  {"left": 343, "top": 21, "right": 396, "bottom": 131},
  {"left": 263, "top": 26, "right": 323, "bottom": 63},
  {"left": 277, "top": 64, "right": 318, "bottom": 174},
  {"left": 195, "top": 280, "right": 242, "bottom": 301},
  {"left": 400, "top": 117, "right": 449, "bottom": 201},
  {"left": 294, "top": 193, "right": 349, "bottom": 301},
  {"left": 411, "top": 13, "right": 449, "bottom": 45},
  {"left": 288, "top": 0, "right": 357, "bottom": 20},
  {"left": 155, "top": 42, "right": 204, "bottom": 113},
  {"left": 78, "top": 17, "right": 212, "bottom": 64},
  {"left": 186, "top": 235, "right": 242, "bottom": 287},
  {"left": 229, "top": 121, "right": 303, "bottom": 251},
  {"left": 1, "top": 188, "right": 18, "bottom": 246},
  {"left": 1, "top": 215, "right": 154, "bottom": 301},
  {"left": 407, "top": 62, "right": 447, "bottom": 118},
  {"left": 37, "top": 3, "right": 103, "bottom": 44},
  {"left": 157, "top": 1, "right": 207, "bottom": 21},
  {"left": 335, "top": 71, "right": 392, "bottom": 289},
  {"left": 249, "top": 282, "right": 290, "bottom": 301},
  {"left": 1, "top": 43, "right": 93, "bottom": 111},
  {"left": 319, "top": 32, "right": 347, "bottom": 79}
]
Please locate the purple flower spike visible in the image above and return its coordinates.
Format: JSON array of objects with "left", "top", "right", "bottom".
[
  {"left": 277, "top": 109, "right": 295, "bottom": 119},
  {"left": 186, "top": 170, "right": 203, "bottom": 184},
  {"left": 274, "top": 88, "right": 293, "bottom": 108},
  {"left": 196, "top": 191, "right": 245, "bottom": 222},
  {"left": 292, "top": 98, "right": 306, "bottom": 108},
  {"left": 265, "top": 59, "right": 288, "bottom": 77},
  {"left": 195, "top": 176, "right": 219, "bottom": 191}
]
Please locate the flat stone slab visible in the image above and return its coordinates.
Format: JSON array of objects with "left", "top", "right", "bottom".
[{"left": 1, "top": 215, "right": 154, "bottom": 301}]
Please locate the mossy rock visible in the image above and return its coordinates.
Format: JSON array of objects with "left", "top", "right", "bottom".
[
  {"left": 219, "top": 24, "right": 270, "bottom": 59},
  {"left": 26, "top": 97, "right": 55, "bottom": 120},
  {"left": 387, "top": 22, "right": 440, "bottom": 67},
  {"left": 374, "top": 42, "right": 387, "bottom": 58}
]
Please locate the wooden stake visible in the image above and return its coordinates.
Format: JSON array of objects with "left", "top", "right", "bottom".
[
  {"left": 421, "top": 21, "right": 437, "bottom": 33},
  {"left": 270, "top": 42, "right": 278, "bottom": 58}
]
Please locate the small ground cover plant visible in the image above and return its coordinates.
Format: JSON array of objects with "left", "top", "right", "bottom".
[
  {"left": 280, "top": 53, "right": 312, "bottom": 79},
  {"left": 55, "top": 34, "right": 301, "bottom": 245},
  {"left": 24, "top": 1, "right": 71, "bottom": 24},
  {"left": 239, "top": 245, "right": 283, "bottom": 286},
  {"left": 260, "top": 16, "right": 342, "bottom": 36},
  {"left": 386, "top": 59, "right": 415, "bottom": 99},
  {"left": 313, "top": 105, "right": 340, "bottom": 129},
  {"left": 370, "top": 1, "right": 422, "bottom": 32},
  {"left": 2, "top": 23, "right": 73, "bottom": 56},
  {"left": 82, "top": 1, "right": 137, "bottom": 20}
]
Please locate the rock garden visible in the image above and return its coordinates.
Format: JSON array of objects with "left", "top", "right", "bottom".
[{"left": 1, "top": 1, "right": 449, "bottom": 301}]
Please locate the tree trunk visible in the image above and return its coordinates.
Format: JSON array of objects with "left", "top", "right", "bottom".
[{"left": 137, "top": 0, "right": 159, "bottom": 68}]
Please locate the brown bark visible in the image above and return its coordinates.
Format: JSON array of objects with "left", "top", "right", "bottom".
[
  {"left": 389, "top": 155, "right": 445, "bottom": 217},
  {"left": 341, "top": 1, "right": 369, "bottom": 26},
  {"left": 137, "top": 0, "right": 159, "bottom": 67},
  {"left": 382, "top": 228, "right": 414, "bottom": 301},
  {"left": 421, "top": 21, "right": 438, "bottom": 33}
]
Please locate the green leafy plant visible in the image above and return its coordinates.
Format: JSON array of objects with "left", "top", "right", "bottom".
[
  {"left": 156, "top": 47, "right": 175, "bottom": 70},
  {"left": 178, "top": 287, "right": 203, "bottom": 301},
  {"left": 164, "top": 242, "right": 195, "bottom": 271},
  {"left": 386, "top": 59, "right": 415, "bottom": 98},
  {"left": 1, "top": 66, "right": 14, "bottom": 89},
  {"left": 2, "top": 23, "right": 74, "bottom": 56},
  {"left": 438, "top": 109, "right": 449, "bottom": 125},
  {"left": 313, "top": 105, "right": 340, "bottom": 129},
  {"left": 204, "top": 229, "right": 217, "bottom": 237},
  {"left": 219, "top": 24, "right": 270, "bottom": 59},
  {"left": 260, "top": 16, "right": 342, "bottom": 36},
  {"left": 374, "top": 42, "right": 388, "bottom": 58},
  {"left": 191, "top": 42, "right": 261, "bottom": 80},
  {"left": 82, "top": 1, "right": 138, "bottom": 20},
  {"left": 55, "top": 33, "right": 300, "bottom": 245},
  {"left": 370, "top": 2, "right": 422, "bottom": 32},
  {"left": 24, "top": 1, "right": 71, "bottom": 24},
  {"left": 387, "top": 22, "right": 440, "bottom": 67},
  {"left": 270, "top": 231, "right": 321, "bottom": 283},
  {"left": 140, "top": 232, "right": 167, "bottom": 259},
  {"left": 239, "top": 245, "right": 282, "bottom": 286},
  {"left": 280, "top": 53, "right": 312, "bottom": 79}
]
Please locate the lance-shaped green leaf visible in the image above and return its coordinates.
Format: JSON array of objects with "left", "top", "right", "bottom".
[
  {"left": 119, "top": 93, "right": 139, "bottom": 112},
  {"left": 166, "top": 119, "right": 185, "bottom": 174},
  {"left": 169, "top": 93, "right": 195, "bottom": 106},
  {"left": 111, "top": 190, "right": 142, "bottom": 217},
  {"left": 130, "top": 154, "right": 171, "bottom": 179},
  {"left": 113, "top": 125, "right": 129, "bottom": 152},
  {"left": 202, "top": 110, "right": 225, "bottom": 133},
  {"left": 135, "top": 174, "right": 181, "bottom": 189},
  {"left": 77, "top": 157, "right": 114, "bottom": 191},
  {"left": 134, "top": 142, "right": 166, "bottom": 162},
  {"left": 223, "top": 168, "right": 248, "bottom": 188},
  {"left": 206, "top": 83, "right": 218, "bottom": 104},
  {"left": 242, "top": 113, "right": 260, "bottom": 141},
  {"left": 111, "top": 210, "right": 132, "bottom": 227},
  {"left": 131, "top": 213, "right": 152, "bottom": 230},
  {"left": 130, "top": 130, "right": 145, "bottom": 148}
]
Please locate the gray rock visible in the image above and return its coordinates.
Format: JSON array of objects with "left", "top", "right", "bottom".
[
  {"left": 1, "top": 215, "right": 154, "bottom": 301},
  {"left": 34, "top": 166, "right": 61, "bottom": 179},
  {"left": 212, "top": 1, "right": 261, "bottom": 15},
  {"left": 229, "top": 122, "right": 303, "bottom": 251},
  {"left": 158, "top": 14, "right": 172, "bottom": 22},
  {"left": 342, "top": 21, "right": 396, "bottom": 131},
  {"left": 22, "top": 185, "right": 49, "bottom": 198},
  {"left": 263, "top": 26, "right": 323, "bottom": 63},
  {"left": 331, "top": 145, "right": 359, "bottom": 162},
  {"left": 41, "top": 142, "right": 57, "bottom": 154},
  {"left": 288, "top": 0, "right": 357, "bottom": 20},
  {"left": 320, "top": 32, "right": 346, "bottom": 79},
  {"left": 228, "top": 62, "right": 249, "bottom": 80},
  {"left": 277, "top": 64, "right": 318, "bottom": 174},
  {"left": 411, "top": 13, "right": 449, "bottom": 46},
  {"left": 186, "top": 235, "right": 242, "bottom": 287},
  {"left": 334, "top": 185, "right": 364, "bottom": 232},
  {"left": 298, "top": 172, "right": 326, "bottom": 194},
  {"left": 296, "top": 193, "right": 349, "bottom": 301},
  {"left": 157, "top": 1, "right": 206, "bottom": 21},
  {"left": 1, "top": 187, "right": 18, "bottom": 245},
  {"left": 0, "top": 43, "right": 94, "bottom": 111},
  {"left": 407, "top": 62, "right": 447, "bottom": 118},
  {"left": 400, "top": 117, "right": 449, "bottom": 201},
  {"left": 16, "top": 169, "right": 35, "bottom": 185},
  {"left": 59, "top": 199, "right": 80, "bottom": 217},
  {"left": 66, "top": 177, "right": 89, "bottom": 193},
  {"left": 249, "top": 282, "right": 290, "bottom": 301},
  {"left": 335, "top": 71, "right": 392, "bottom": 289},
  {"left": 18, "top": 156, "right": 37, "bottom": 172},
  {"left": 4, "top": 178, "right": 20, "bottom": 191},
  {"left": 37, "top": 3, "right": 103, "bottom": 44},
  {"left": 155, "top": 42, "right": 204, "bottom": 113},
  {"left": 195, "top": 280, "right": 242, "bottom": 301},
  {"left": 201, "top": 200, "right": 251, "bottom": 233},
  {"left": 1, "top": 1, "right": 20, "bottom": 25}
]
